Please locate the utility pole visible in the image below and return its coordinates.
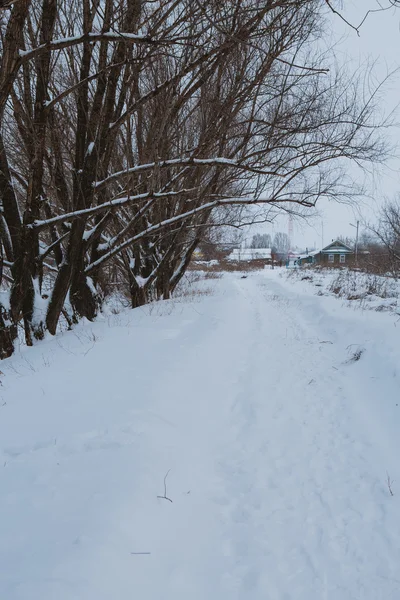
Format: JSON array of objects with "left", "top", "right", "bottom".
[
  {"left": 350, "top": 220, "right": 359, "bottom": 267},
  {"left": 288, "top": 214, "right": 294, "bottom": 250},
  {"left": 355, "top": 220, "right": 359, "bottom": 267}
]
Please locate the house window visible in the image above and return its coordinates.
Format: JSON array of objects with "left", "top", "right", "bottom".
[
  {"left": 328, "top": 254, "right": 334, "bottom": 263},
  {"left": 340, "top": 254, "right": 345, "bottom": 263}
]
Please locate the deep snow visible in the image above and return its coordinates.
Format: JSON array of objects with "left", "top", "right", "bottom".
[
  {"left": 285, "top": 267, "right": 400, "bottom": 314},
  {"left": 1, "top": 269, "right": 400, "bottom": 599}
]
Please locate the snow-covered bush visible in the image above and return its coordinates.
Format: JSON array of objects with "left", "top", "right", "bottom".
[{"left": 285, "top": 267, "right": 400, "bottom": 313}]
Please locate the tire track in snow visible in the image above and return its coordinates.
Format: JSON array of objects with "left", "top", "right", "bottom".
[
  {"left": 2, "top": 272, "right": 400, "bottom": 600},
  {"left": 213, "top": 274, "right": 400, "bottom": 599}
]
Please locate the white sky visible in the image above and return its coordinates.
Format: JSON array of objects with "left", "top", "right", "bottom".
[{"left": 249, "top": 1, "right": 400, "bottom": 250}]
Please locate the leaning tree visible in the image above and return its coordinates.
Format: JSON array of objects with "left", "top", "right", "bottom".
[{"left": 0, "top": 0, "right": 393, "bottom": 357}]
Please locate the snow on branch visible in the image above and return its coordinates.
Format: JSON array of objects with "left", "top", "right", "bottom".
[
  {"left": 19, "top": 31, "right": 162, "bottom": 64},
  {"left": 84, "top": 193, "right": 304, "bottom": 273},
  {"left": 94, "top": 157, "right": 275, "bottom": 190},
  {"left": 30, "top": 188, "right": 197, "bottom": 231}
]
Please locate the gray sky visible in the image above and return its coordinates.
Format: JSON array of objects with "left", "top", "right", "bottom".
[{"left": 252, "top": 1, "right": 400, "bottom": 250}]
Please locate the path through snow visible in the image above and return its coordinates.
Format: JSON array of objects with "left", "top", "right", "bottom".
[{"left": 1, "top": 271, "right": 400, "bottom": 599}]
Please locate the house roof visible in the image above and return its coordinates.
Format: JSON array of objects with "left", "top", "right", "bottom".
[
  {"left": 296, "top": 249, "right": 320, "bottom": 258},
  {"left": 228, "top": 248, "right": 272, "bottom": 261},
  {"left": 320, "top": 240, "right": 353, "bottom": 254}
]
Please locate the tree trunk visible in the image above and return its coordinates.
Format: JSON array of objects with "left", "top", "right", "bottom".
[
  {"left": 70, "top": 271, "right": 99, "bottom": 322},
  {"left": 0, "top": 305, "right": 16, "bottom": 359}
]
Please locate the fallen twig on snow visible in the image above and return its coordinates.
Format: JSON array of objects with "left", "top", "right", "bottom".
[
  {"left": 157, "top": 469, "right": 173, "bottom": 503},
  {"left": 345, "top": 345, "right": 365, "bottom": 363},
  {"left": 387, "top": 472, "right": 394, "bottom": 496}
]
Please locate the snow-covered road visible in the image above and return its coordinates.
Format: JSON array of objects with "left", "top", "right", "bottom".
[{"left": 1, "top": 271, "right": 400, "bottom": 599}]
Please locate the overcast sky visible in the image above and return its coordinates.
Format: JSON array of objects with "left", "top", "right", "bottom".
[{"left": 250, "top": 1, "right": 400, "bottom": 250}]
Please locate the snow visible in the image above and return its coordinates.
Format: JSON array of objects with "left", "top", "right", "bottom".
[
  {"left": 228, "top": 247, "right": 272, "bottom": 261},
  {"left": 135, "top": 274, "right": 149, "bottom": 288},
  {"left": 32, "top": 277, "right": 49, "bottom": 329},
  {"left": 20, "top": 32, "right": 149, "bottom": 59},
  {"left": 284, "top": 267, "right": 400, "bottom": 314},
  {"left": 192, "top": 259, "right": 219, "bottom": 267},
  {"left": 1, "top": 269, "right": 400, "bottom": 599},
  {"left": 31, "top": 188, "right": 195, "bottom": 232},
  {"left": 95, "top": 156, "right": 239, "bottom": 189},
  {"left": 293, "top": 248, "right": 321, "bottom": 260}
]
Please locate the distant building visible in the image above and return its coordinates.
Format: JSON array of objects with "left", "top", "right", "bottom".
[
  {"left": 316, "top": 240, "right": 354, "bottom": 265},
  {"left": 294, "top": 240, "right": 354, "bottom": 267},
  {"left": 288, "top": 249, "right": 320, "bottom": 267},
  {"left": 228, "top": 248, "right": 272, "bottom": 262}
]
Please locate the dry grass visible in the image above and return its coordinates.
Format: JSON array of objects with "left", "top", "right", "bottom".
[
  {"left": 189, "top": 258, "right": 270, "bottom": 273},
  {"left": 286, "top": 266, "right": 400, "bottom": 315},
  {"left": 345, "top": 345, "right": 365, "bottom": 363},
  {"left": 172, "top": 269, "right": 222, "bottom": 303},
  {"left": 175, "top": 286, "right": 214, "bottom": 300},
  {"left": 328, "top": 271, "right": 397, "bottom": 301}
]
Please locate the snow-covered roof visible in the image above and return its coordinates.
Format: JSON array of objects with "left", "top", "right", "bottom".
[
  {"left": 228, "top": 248, "right": 272, "bottom": 261},
  {"left": 321, "top": 240, "right": 353, "bottom": 254},
  {"left": 295, "top": 249, "right": 320, "bottom": 259}
]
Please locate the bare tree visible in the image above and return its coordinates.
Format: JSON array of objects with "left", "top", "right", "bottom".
[
  {"left": 337, "top": 236, "right": 355, "bottom": 248},
  {"left": 370, "top": 199, "right": 400, "bottom": 276},
  {"left": 0, "top": 0, "right": 393, "bottom": 357},
  {"left": 273, "top": 232, "right": 291, "bottom": 256},
  {"left": 325, "top": 0, "right": 400, "bottom": 36},
  {"left": 250, "top": 234, "right": 272, "bottom": 249}
]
